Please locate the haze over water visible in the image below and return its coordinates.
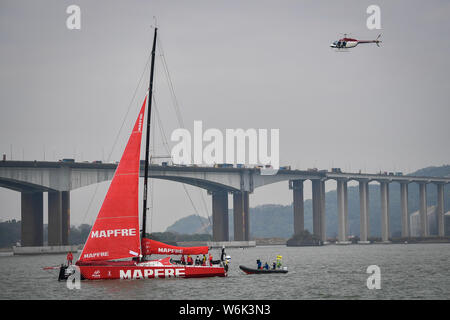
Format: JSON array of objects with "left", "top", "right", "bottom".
[{"left": 1, "top": 244, "right": 448, "bottom": 300}]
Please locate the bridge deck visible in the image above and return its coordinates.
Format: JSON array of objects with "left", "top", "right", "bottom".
[{"left": 0, "top": 161, "right": 448, "bottom": 193}]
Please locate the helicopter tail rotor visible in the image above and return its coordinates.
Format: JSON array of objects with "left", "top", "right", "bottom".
[{"left": 375, "top": 34, "right": 382, "bottom": 47}]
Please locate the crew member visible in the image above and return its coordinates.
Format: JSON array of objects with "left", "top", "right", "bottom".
[
  {"left": 220, "top": 246, "right": 226, "bottom": 261},
  {"left": 208, "top": 253, "right": 213, "bottom": 265},
  {"left": 66, "top": 251, "right": 73, "bottom": 266},
  {"left": 256, "top": 259, "right": 262, "bottom": 269},
  {"left": 276, "top": 255, "right": 282, "bottom": 268},
  {"left": 181, "top": 255, "right": 186, "bottom": 265}
]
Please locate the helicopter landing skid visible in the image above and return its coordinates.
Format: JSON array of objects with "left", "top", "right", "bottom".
[{"left": 334, "top": 48, "right": 350, "bottom": 52}]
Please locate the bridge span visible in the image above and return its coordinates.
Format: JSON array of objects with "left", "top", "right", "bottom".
[{"left": 0, "top": 160, "right": 448, "bottom": 247}]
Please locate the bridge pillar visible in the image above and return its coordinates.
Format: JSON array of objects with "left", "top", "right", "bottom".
[
  {"left": 437, "top": 183, "right": 445, "bottom": 237},
  {"left": 61, "top": 191, "right": 70, "bottom": 245},
  {"left": 400, "top": 182, "right": 409, "bottom": 238},
  {"left": 312, "top": 180, "right": 321, "bottom": 239},
  {"left": 419, "top": 183, "right": 428, "bottom": 237},
  {"left": 47, "top": 191, "right": 70, "bottom": 245},
  {"left": 380, "top": 181, "right": 390, "bottom": 242},
  {"left": 359, "top": 180, "right": 370, "bottom": 242},
  {"left": 243, "top": 191, "right": 249, "bottom": 240},
  {"left": 233, "top": 192, "right": 244, "bottom": 241},
  {"left": 291, "top": 180, "right": 304, "bottom": 235},
  {"left": 21, "top": 191, "right": 43, "bottom": 246},
  {"left": 320, "top": 180, "right": 326, "bottom": 242},
  {"left": 312, "top": 180, "right": 326, "bottom": 241},
  {"left": 48, "top": 191, "right": 62, "bottom": 245},
  {"left": 212, "top": 191, "right": 229, "bottom": 241},
  {"left": 336, "top": 179, "right": 349, "bottom": 243},
  {"left": 233, "top": 191, "right": 249, "bottom": 241},
  {"left": 344, "top": 180, "right": 348, "bottom": 237}
]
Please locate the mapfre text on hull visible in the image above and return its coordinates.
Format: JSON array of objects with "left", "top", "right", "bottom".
[{"left": 80, "top": 265, "right": 226, "bottom": 280}]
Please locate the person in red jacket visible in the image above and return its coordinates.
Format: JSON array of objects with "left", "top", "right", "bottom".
[
  {"left": 67, "top": 251, "right": 73, "bottom": 266},
  {"left": 187, "top": 255, "right": 193, "bottom": 265},
  {"left": 208, "top": 253, "right": 213, "bottom": 266}
]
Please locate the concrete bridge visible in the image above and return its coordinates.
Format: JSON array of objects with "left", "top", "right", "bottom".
[{"left": 0, "top": 160, "right": 449, "bottom": 246}]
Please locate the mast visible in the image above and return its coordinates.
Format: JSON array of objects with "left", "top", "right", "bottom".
[{"left": 142, "top": 27, "right": 158, "bottom": 246}]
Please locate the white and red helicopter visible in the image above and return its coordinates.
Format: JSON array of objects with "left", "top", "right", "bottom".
[{"left": 330, "top": 34, "right": 381, "bottom": 49}]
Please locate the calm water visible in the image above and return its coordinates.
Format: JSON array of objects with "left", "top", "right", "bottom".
[{"left": 0, "top": 244, "right": 449, "bottom": 300}]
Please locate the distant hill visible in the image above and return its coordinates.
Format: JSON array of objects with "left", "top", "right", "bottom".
[
  {"left": 166, "top": 165, "right": 450, "bottom": 239},
  {"left": 166, "top": 215, "right": 211, "bottom": 234}
]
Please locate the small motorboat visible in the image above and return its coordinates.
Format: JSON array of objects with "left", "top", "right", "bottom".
[{"left": 239, "top": 265, "right": 288, "bottom": 275}]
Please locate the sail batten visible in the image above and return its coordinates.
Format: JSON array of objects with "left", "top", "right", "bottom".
[{"left": 78, "top": 97, "right": 147, "bottom": 262}]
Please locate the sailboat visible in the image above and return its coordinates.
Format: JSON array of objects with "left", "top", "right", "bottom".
[{"left": 58, "top": 27, "right": 227, "bottom": 280}]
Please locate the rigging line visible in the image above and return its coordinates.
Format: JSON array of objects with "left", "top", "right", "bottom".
[
  {"left": 153, "top": 95, "right": 209, "bottom": 231},
  {"left": 153, "top": 103, "right": 171, "bottom": 156},
  {"left": 181, "top": 184, "right": 209, "bottom": 231},
  {"left": 107, "top": 52, "right": 152, "bottom": 163},
  {"left": 152, "top": 96, "right": 209, "bottom": 232},
  {"left": 80, "top": 51, "right": 152, "bottom": 226},
  {"left": 155, "top": 117, "right": 211, "bottom": 232},
  {"left": 156, "top": 38, "right": 212, "bottom": 228},
  {"left": 157, "top": 37, "right": 185, "bottom": 127},
  {"left": 200, "top": 191, "right": 212, "bottom": 226},
  {"left": 148, "top": 177, "right": 154, "bottom": 234},
  {"left": 199, "top": 189, "right": 210, "bottom": 221},
  {"left": 148, "top": 96, "right": 156, "bottom": 234}
]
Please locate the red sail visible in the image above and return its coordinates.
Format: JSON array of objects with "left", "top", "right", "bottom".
[
  {"left": 142, "top": 238, "right": 209, "bottom": 256},
  {"left": 79, "top": 97, "right": 147, "bottom": 262}
]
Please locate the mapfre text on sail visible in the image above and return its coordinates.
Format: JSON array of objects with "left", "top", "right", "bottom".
[{"left": 90, "top": 228, "right": 137, "bottom": 238}]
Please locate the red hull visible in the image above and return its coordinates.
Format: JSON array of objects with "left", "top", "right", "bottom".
[{"left": 79, "top": 264, "right": 226, "bottom": 280}]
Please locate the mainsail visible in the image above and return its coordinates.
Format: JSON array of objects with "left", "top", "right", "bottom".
[{"left": 79, "top": 97, "right": 147, "bottom": 262}]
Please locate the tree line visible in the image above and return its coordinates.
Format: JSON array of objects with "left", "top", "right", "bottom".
[{"left": 0, "top": 219, "right": 211, "bottom": 249}]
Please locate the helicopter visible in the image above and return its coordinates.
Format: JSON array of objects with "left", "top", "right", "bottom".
[{"left": 330, "top": 34, "right": 381, "bottom": 49}]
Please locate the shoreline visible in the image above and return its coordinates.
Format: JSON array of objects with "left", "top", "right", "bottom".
[{"left": 1, "top": 239, "right": 449, "bottom": 255}]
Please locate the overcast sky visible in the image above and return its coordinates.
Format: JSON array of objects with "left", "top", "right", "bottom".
[{"left": 1, "top": 0, "right": 449, "bottom": 232}]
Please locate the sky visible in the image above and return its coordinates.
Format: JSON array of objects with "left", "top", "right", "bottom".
[{"left": 0, "top": 0, "right": 449, "bottom": 232}]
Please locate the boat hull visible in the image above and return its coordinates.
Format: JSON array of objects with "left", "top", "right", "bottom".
[
  {"left": 79, "top": 264, "right": 226, "bottom": 280},
  {"left": 239, "top": 265, "right": 288, "bottom": 275}
]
